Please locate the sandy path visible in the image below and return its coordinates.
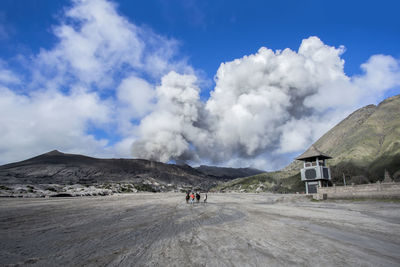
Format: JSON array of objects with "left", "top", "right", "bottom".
[{"left": 1, "top": 193, "right": 400, "bottom": 266}]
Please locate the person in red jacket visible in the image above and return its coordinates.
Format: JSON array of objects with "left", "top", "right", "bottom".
[{"left": 190, "top": 192, "right": 195, "bottom": 204}]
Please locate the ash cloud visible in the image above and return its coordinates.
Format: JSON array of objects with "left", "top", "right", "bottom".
[
  {"left": 131, "top": 71, "right": 208, "bottom": 162},
  {"left": 132, "top": 37, "right": 400, "bottom": 169}
]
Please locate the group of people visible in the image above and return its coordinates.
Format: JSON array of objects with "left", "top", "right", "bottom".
[{"left": 186, "top": 191, "right": 207, "bottom": 204}]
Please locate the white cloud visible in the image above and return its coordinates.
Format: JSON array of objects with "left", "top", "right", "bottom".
[
  {"left": 117, "top": 76, "right": 155, "bottom": 119},
  {"left": 353, "top": 55, "right": 400, "bottom": 102},
  {"left": 304, "top": 54, "right": 400, "bottom": 111},
  {"left": 0, "top": 61, "right": 20, "bottom": 85},
  {"left": 32, "top": 0, "right": 191, "bottom": 90},
  {"left": 113, "top": 137, "right": 137, "bottom": 158},
  {"left": 0, "top": 86, "right": 112, "bottom": 162},
  {"left": 115, "top": 76, "right": 155, "bottom": 137}
]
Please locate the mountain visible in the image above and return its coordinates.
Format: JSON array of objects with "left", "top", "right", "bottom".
[
  {"left": 293, "top": 94, "right": 400, "bottom": 184},
  {"left": 0, "top": 150, "right": 262, "bottom": 195},
  {"left": 215, "top": 94, "right": 400, "bottom": 193}
]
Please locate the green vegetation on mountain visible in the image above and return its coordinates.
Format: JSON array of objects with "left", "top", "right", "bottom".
[
  {"left": 213, "top": 171, "right": 304, "bottom": 193},
  {"left": 313, "top": 94, "right": 400, "bottom": 184}
]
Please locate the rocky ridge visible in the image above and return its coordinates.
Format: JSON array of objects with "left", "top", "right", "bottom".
[{"left": 0, "top": 150, "right": 262, "bottom": 197}]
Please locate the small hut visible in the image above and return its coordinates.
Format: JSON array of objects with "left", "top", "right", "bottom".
[{"left": 296, "top": 145, "right": 332, "bottom": 194}]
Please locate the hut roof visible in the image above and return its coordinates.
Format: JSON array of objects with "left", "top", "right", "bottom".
[{"left": 295, "top": 145, "right": 332, "bottom": 160}]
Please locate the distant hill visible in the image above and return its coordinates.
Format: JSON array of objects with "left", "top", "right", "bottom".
[
  {"left": 195, "top": 165, "right": 264, "bottom": 179},
  {"left": 0, "top": 150, "right": 262, "bottom": 193},
  {"left": 215, "top": 94, "right": 400, "bottom": 193}
]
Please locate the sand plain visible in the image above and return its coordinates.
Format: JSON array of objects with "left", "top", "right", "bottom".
[{"left": 1, "top": 193, "right": 400, "bottom": 266}]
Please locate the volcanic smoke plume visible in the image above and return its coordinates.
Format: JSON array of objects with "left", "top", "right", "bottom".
[{"left": 131, "top": 36, "right": 400, "bottom": 168}]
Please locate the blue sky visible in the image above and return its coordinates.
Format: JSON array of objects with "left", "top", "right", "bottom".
[
  {"left": 2, "top": 0, "right": 399, "bottom": 82},
  {"left": 0, "top": 0, "right": 399, "bottom": 169}
]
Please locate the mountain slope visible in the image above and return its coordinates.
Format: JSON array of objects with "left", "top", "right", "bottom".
[
  {"left": 217, "top": 94, "right": 400, "bottom": 192},
  {"left": 305, "top": 94, "right": 400, "bottom": 182},
  {"left": 195, "top": 165, "right": 265, "bottom": 179},
  {"left": 317, "top": 95, "right": 399, "bottom": 167},
  {"left": 0, "top": 150, "right": 216, "bottom": 189},
  {"left": 0, "top": 150, "right": 263, "bottom": 192}
]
